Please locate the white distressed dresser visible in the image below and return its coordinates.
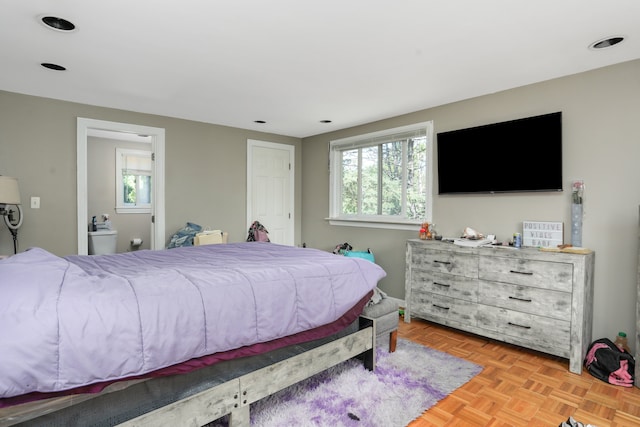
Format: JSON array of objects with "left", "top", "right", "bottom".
[{"left": 405, "top": 239, "right": 595, "bottom": 374}]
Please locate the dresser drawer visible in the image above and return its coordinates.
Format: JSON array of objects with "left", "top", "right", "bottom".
[
  {"left": 411, "top": 247, "right": 478, "bottom": 278},
  {"left": 478, "top": 280, "right": 571, "bottom": 320},
  {"left": 411, "top": 270, "right": 478, "bottom": 302},
  {"left": 476, "top": 304, "right": 570, "bottom": 357},
  {"left": 410, "top": 291, "right": 477, "bottom": 325},
  {"left": 478, "top": 256, "right": 572, "bottom": 292}
]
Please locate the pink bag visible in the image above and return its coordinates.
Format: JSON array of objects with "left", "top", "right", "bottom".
[{"left": 246, "top": 221, "right": 270, "bottom": 242}]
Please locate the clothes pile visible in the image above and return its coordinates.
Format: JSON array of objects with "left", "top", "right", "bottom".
[{"left": 558, "top": 416, "right": 596, "bottom": 427}]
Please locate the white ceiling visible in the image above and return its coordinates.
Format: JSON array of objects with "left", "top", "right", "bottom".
[{"left": 2, "top": 1, "right": 639, "bottom": 138}]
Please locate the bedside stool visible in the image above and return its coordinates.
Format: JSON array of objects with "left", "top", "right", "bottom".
[{"left": 361, "top": 298, "right": 399, "bottom": 353}]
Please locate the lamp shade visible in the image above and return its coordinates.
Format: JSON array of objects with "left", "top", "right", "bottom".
[{"left": 0, "top": 176, "right": 21, "bottom": 205}]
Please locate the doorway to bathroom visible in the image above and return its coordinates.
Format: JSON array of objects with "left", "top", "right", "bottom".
[{"left": 77, "top": 118, "right": 165, "bottom": 255}]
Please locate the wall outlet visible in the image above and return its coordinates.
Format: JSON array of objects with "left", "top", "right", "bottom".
[{"left": 30, "top": 196, "right": 40, "bottom": 209}]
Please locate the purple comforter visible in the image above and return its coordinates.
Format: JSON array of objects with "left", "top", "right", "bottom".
[{"left": 0, "top": 243, "right": 385, "bottom": 399}]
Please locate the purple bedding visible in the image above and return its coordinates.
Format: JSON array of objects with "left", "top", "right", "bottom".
[{"left": 0, "top": 243, "right": 385, "bottom": 399}]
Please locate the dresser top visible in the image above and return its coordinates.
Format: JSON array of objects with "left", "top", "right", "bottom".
[{"left": 407, "top": 239, "right": 594, "bottom": 263}]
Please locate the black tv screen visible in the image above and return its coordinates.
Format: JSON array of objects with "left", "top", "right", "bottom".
[{"left": 437, "top": 112, "right": 562, "bottom": 194}]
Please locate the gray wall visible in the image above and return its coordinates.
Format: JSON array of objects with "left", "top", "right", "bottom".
[
  {"left": 301, "top": 59, "right": 640, "bottom": 352},
  {"left": 0, "top": 91, "right": 301, "bottom": 256}
]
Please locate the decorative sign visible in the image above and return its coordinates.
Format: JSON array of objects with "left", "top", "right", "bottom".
[{"left": 523, "top": 221, "right": 563, "bottom": 248}]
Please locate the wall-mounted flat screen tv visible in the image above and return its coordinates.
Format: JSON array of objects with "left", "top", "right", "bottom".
[{"left": 437, "top": 112, "right": 562, "bottom": 194}]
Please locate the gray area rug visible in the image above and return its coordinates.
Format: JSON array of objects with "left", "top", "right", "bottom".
[{"left": 208, "top": 338, "right": 482, "bottom": 427}]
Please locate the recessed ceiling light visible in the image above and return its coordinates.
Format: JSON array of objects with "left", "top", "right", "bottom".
[
  {"left": 589, "top": 36, "right": 625, "bottom": 50},
  {"left": 254, "top": 120, "right": 266, "bottom": 124},
  {"left": 40, "top": 15, "right": 76, "bottom": 32},
  {"left": 320, "top": 120, "right": 332, "bottom": 124},
  {"left": 41, "top": 63, "right": 66, "bottom": 71}
]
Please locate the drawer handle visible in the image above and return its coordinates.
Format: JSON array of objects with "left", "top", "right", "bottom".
[
  {"left": 433, "top": 282, "right": 451, "bottom": 288},
  {"left": 508, "top": 296, "right": 532, "bottom": 303},
  {"left": 434, "top": 260, "right": 451, "bottom": 265},
  {"left": 432, "top": 304, "right": 450, "bottom": 311},
  {"left": 507, "top": 322, "right": 531, "bottom": 329},
  {"left": 509, "top": 270, "right": 533, "bottom": 275}
]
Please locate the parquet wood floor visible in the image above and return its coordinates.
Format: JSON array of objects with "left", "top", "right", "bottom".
[{"left": 400, "top": 316, "right": 640, "bottom": 427}]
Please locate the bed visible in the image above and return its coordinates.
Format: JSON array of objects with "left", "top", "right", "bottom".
[{"left": 0, "top": 242, "right": 386, "bottom": 426}]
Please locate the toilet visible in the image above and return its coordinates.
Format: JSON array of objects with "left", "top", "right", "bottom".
[{"left": 88, "top": 230, "right": 118, "bottom": 255}]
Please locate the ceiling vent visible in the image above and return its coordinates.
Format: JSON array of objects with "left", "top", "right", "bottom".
[
  {"left": 40, "top": 16, "right": 76, "bottom": 32},
  {"left": 589, "top": 36, "right": 625, "bottom": 50}
]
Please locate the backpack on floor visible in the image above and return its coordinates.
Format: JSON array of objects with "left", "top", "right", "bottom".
[{"left": 584, "top": 338, "right": 635, "bottom": 387}]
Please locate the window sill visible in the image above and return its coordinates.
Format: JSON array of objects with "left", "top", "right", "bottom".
[
  {"left": 116, "top": 207, "right": 151, "bottom": 214},
  {"left": 326, "top": 217, "right": 422, "bottom": 231}
]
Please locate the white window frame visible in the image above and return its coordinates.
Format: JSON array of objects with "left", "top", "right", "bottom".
[
  {"left": 115, "top": 148, "right": 152, "bottom": 214},
  {"left": 328, "top": 121, "right": 434, "bottom": 230}
]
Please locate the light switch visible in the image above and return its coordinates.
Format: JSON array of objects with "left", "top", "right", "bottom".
[{"left": 31, "top": 196, "right": 40, "bottom": 209}]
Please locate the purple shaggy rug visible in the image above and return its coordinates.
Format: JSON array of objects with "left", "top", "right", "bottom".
[{"left": 208, "top": 339, "right": 482, "bottom": 427}]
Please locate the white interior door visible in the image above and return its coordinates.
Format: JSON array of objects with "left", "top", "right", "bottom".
[{"left": 247, "top": 140, "right": 294, "bottom": 245}]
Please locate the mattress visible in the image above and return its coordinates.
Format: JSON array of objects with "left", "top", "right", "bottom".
[{"left": 0, "top": 243, "right": 386, "bottom": 402}]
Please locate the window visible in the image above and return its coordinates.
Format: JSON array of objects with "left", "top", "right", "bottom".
[
  {"left": 115, "top": 148, "right": 152, "bottom": 214},
  {"left": 329, "top": 121, "right": 433, "bottom": 229}
]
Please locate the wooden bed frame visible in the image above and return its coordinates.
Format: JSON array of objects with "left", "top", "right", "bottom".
[{"left": 2, "top": 318, "right": 375, "bottom": 427}]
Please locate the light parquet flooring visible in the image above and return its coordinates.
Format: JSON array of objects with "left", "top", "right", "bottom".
[{"left": 400, "top": 317, "right": 640, "bottom": 427}]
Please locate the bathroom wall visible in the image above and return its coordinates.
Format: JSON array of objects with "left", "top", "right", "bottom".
[{"left": 88, "top": 137, "right": 151, "bottom": 252}]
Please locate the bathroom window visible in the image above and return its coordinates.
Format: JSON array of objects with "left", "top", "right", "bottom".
[{"left": 115, "top": 148, "right": 152, "bottom": 214}]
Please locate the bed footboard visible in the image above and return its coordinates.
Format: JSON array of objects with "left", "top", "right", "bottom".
[
  {"left": 240, "top": 319, "right": 374, "bottom": 407},
  {"left": 2, "top": 321, "right": 374, "bottom": 427},
  {"left": 120, "top": 322, "right": 374, "bottom": 427}
]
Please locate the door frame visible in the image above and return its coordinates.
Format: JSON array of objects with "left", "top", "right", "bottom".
[
  {"left": 77, "top": 118, "right": 166, "bottom": 255},
  {"left": 246, "top": 139, "right": 295, "bottom": 246}
]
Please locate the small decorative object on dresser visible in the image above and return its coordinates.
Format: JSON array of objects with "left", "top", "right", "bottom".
[
  {"left": 522, "top": 220, "right": 563, "bottom": 248},
  {"left": 404, "top": 239, "right": 595, "bottom": 374},
  {"left": 571, "top": 180, "right": 585, "bottom": 247}
]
